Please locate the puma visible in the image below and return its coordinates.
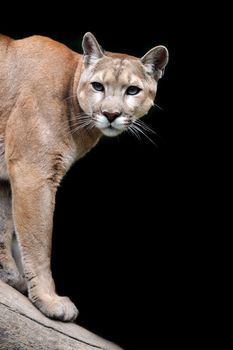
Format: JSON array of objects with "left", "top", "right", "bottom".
[{"left": 0, "top": 32, "right": 168, "bottom": 321}]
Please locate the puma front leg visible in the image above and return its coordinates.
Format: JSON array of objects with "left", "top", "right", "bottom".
[
  {"left": 0, "top": 180, "right": 27, "bottom": 293},
  {"left": 8, "top": 163, "right": 78, "bottom": 321}
]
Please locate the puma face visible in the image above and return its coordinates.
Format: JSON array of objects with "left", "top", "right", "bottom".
[{"left": 77, "top": 33, "right": 169, "bottom": 137}]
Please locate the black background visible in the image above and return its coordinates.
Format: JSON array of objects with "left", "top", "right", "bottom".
[{"left": 1, "top": 3, "right": 202, "bottom": 349}]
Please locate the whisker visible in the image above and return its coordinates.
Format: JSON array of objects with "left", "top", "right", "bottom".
[
  {"left": 71, "top": 119, "right": 92, "bottom": 127},
  {"left": 128, "top": 125, "right": 142, "bottom": 142},
  {"left": 63, "top": 94, "right": 77, "bottom": 101},
  {"left": 131, "top": 123, "right": 157, "bottom": 146},
  {"left": 71, "top": 122, "right": 91, "bottom": 134},
  {"left": 58, "top": 113, "right": 89, "bottom": 128},
  {"left": 70, "top": 114, "right": 90, "bottom": 123},
  {"left": 153, "top": 103, "right": 163, "bottom": 111},
  {"left": 88, "top": 122, "right": 96, "bottom": 130},
  {"left": 57, "top": 113, "right": 94, "bottom": 137},
  {"left": 70, "top": 117, "right": 95, "bottom": 135},
  {"left": 134, "top": 119, "right": 158, "bottom": 135}
]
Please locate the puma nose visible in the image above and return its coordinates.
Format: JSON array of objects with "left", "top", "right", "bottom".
[{"left": 102, "top": 111, "right": 121, "bottom": 122}]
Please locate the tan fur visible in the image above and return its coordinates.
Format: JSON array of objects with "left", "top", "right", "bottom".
[{"left": 0, "top": 32, "right": 168, "bottom": 321}]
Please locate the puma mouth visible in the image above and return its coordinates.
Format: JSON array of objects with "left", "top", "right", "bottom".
[
  {"left": 100, "top": 126, "right": 123, "bottom": 137},
  {"left": 93, "top": 114, "right": 128, "bottom": 137}
]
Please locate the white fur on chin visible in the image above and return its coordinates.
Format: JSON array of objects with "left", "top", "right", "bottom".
[{"left": 100, "top": 127, "right": 123, "bottom": 137}]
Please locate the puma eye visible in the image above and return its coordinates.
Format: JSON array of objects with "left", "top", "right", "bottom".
[
  {"left": 126, "top": 85, "right": 142, "bottom": 95},
  {"left": 91, "top": 82, "right": 104, "bottom": 92}
]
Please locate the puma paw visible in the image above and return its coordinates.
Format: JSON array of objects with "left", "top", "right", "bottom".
[{"left": 32, "top": 294, "right": 79, "bottom": 322}]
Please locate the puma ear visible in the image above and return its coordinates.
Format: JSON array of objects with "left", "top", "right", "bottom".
[
  {"left": 82, "top": 32, "right": 104, "bottom": 66},
  {"left": 141, "top": 45, "right": 169, "bottom": 80}
]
